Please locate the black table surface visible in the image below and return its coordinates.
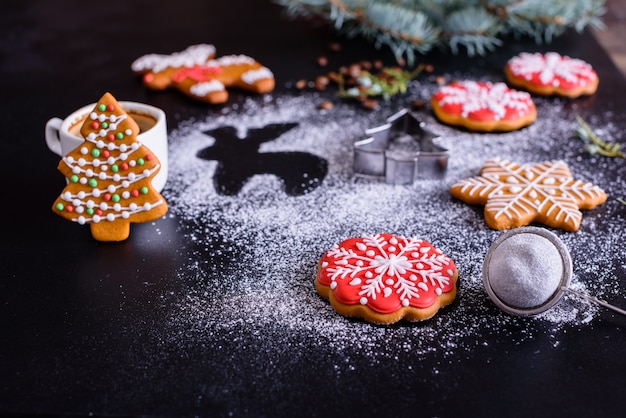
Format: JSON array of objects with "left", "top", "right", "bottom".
[{"left": 2, "top": 1, "right": 626, "bottom": 417}]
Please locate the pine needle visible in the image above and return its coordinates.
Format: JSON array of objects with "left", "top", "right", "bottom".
[{"left": 575, "top": 115, "right": 625, "bottom": 158}]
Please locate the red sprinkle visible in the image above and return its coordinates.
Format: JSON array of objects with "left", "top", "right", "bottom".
[
  {"left": 131, "top": 189, "right": 140, "bottom": 197},
  {"left": 103, "top": 193, "right": 111, "bottom": 201},
  {"left": 144, "top": 73, "right": 154, "bottom": 83},
  {"left": 107, "top": 104, "right": 115, "bottom": 112},
  {"left": 91, "top": 121, "right": 100, "bottom": 130},
  {"left": 96, "top": 209, "right": 103, "bottom": 216},
  {"left": 65, "top": 205, "right": 74, "bottom": 213},
  {"left": 121, "top": 163, "right": 129, "bottom": 170},
  {"left": 145, "top": 154, "right": 153, "bottom": 161},
  {"left": 107, "top": 133, "right": 115, "bottom": 141},
  {"left": 102, "top": 150, "right": 110, "bottom": 158}
]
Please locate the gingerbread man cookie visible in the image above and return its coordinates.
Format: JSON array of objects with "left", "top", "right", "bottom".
[
  {"left": 430, "top": 80, "right": 536, "bottom": 132},
  {"left": 450, "top": 158, "right": 606, "bottom": 232},
  {"left": 131, "top": 44, "right": 275, "bottom": 104},
  {"left": 316, "top": 233, "right": 458, "bottom": 324},
  {"left": 505, "top": 52, "right": 599, "bottom": 98}
]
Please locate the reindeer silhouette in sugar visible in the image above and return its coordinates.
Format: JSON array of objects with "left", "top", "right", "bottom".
[{"left": 196, "top": 123, "right": 328, "bottom": 196}]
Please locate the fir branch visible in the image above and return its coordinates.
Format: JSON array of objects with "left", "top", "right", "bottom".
[
  {"left": 575, "top": 115, "right": 625, "bottom": 158},
  {"left": 275, "top": 0, "right": 606, "bottom": 64},
  {"left": 618, "top": 198, "right": 626, "bottom": 207},
  {"left": 443, "top": 7, "right": 503, "bottom": 55}
]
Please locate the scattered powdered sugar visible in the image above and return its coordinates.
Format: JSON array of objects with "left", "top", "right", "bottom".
[{"left": 159, "top": 85, "right": 624, "bottom": 361}]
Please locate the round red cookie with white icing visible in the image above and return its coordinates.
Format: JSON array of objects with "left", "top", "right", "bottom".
[
  {"left": 505, "top": 52, "right": 599, "bottom": 98},
  {"left": 316, "top": 234, "right": 458, "bottom": 324},
  {"left": 430, "top": 80, "right": 536, "bottom": 132}
]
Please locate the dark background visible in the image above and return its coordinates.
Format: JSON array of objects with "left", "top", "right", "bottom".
[{"left": 1, "top": 1, "right": 625, "bottom": 417}]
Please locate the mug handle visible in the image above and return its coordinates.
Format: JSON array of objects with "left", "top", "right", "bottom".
[{"left": 45, "top": 117, "right": 64, "bottom": 156}]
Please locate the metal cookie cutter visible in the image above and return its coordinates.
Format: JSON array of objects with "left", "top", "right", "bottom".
[{"left": 353, "top": 108, "right": 448, "bottom": 185}]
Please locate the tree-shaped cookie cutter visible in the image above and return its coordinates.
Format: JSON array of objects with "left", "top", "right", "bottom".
[{"left": 353, "top": 108, "right": 448, "bottom": 185}]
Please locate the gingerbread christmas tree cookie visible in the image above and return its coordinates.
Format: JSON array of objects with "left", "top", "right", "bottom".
[
  {"left": 505, "top": 52, "right": 599, "bottom": 98},
  {"left": 430, "top": 80, "right": 536, "bottom": 132},
  {"left": 450, "top": 158, "right": 606, "bottom": 231},
  {"left": 316, "top": 233, "right": 458, "bottom": 324},
  {"left": 131, "top": 43, "right": 275, "bottom": 104},
  {"left": 52, "top": 92, "right": 168, "bottom": 241}
]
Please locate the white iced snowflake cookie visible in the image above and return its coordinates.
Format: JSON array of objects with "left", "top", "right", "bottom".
[
  {"left": 316, "top": 233, "right": 458, "bottom": 324},
  {"left": 430, "top": 80, "right": 536, "bottom": 132},
  {"left": 505, "top": 52, "right": 599, "bottom": 98},
  {"left": 450, "top": 158, "right": 607, "bottom": 232}
]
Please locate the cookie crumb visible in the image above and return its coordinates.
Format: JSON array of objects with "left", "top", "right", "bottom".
[
  {"left": 362, "top": 99, "right": 378, "bottom": 110},
  {"left": 411, "top": 99, "right": 426, "bottom": 110},
  {"left": 318, "top": 100, "right": 334, "bottom": 110},
  {"left": 314, "top": 75, "right": 330, "bottom": 91},
  {"left": 317, "top": 56, "right": 328, "bottom": 67},
  {"left": 329, "top": 42, "right": 341, "bottom": 52}
]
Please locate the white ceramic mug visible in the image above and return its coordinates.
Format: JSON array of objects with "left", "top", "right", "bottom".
[{"left": 45, "top": 101, "right": 168, "bottom": 192}]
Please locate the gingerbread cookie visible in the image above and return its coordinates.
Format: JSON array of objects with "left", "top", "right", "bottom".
[
  {"left": 131, "top": 44, "right": 275, "bottom": 104},
  {"left": 450, "top": 158, "right": 606, "bottom": 232},
  {"left": 505, "top": 52, "right": 599, "bottom": 98},
  {"left": 430, "top": 81, "right": 536, "bottom": 132},
  {"left": 316, "top": 234, "right": 458, "bottom": 324},
  {"left": 52, "top": 92, "right": 168, "bottom": 241}
]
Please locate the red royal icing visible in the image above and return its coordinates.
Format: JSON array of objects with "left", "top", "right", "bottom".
[
  {"left": 317, "top": 234, "right": 456, "bottom": 314},
  {"left": 506, "top": 52, "right": 597, "bottom": 91},
  {"left": 432, "top": 81, "right": 534, "bottom": 122},
  {"left": 171, "top": 65, "right": 222, "bottom": 83}
]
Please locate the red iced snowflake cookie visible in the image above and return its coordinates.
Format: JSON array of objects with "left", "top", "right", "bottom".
[
  {"left": 505, "top": 52, "right": 599, "bottom": 98},
  {"left": 316, "top": 233, "right": 458, "bottom": 324},
  {"left": 430, "top": 81, "right": 536, "bottom": 132},
  {"left": 450, "top": 158, "right": 607, "bottom": 232},
  {"left": 131, "top": 44, "right": 275, "bottom": 104}
]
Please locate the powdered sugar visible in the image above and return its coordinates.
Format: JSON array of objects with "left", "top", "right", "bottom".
[{"left": 159, "top": 86, "right": 624, "bottom": 360}]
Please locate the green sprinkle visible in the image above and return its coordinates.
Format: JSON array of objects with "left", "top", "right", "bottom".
[
  {"left": 101, "top": 121, "right": 109, "bottom": 129},
  {"left": 88, "top": 178, "right": 98, "bottom": 188},
  {"left": 91, "top": 149, "right": 100, "bottom": 158},
  {"left": 111, "top": 164, "right": 119, "bottom": 173},
  {"left": 137, "top": 158, "right": 145, "bottom": 166},
  {"left": 55, "top": 203, "right": 65, "bottom": 211},
  {"left": 70, "top": 175, "right": 79, "bottom": 183},
  {"left": 86, "top": 208, "right": 94, "bottom": 215},
  {"left": 98, "top": 104, "right": 106, "bottom": 111},
  {"left": 140, "top": 186, "right": 148, "bottom": 195},
  {"left": 112, "top": 194, "right": 120, "bottom": 203},
  {"left": 116, "top": 132, "right": 124, "bottom": 140}
]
